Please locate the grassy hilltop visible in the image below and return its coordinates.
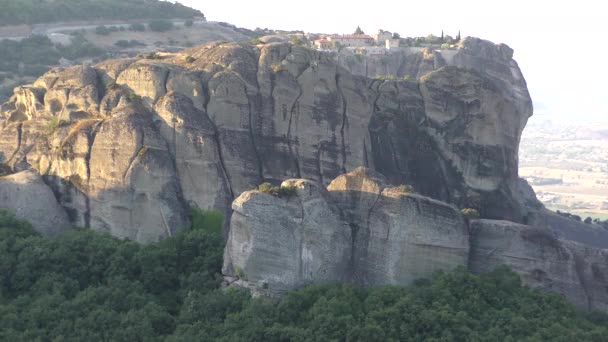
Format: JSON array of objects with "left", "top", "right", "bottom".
[{"left": 0, "top": 0, "right": 203, "bottom": 26}]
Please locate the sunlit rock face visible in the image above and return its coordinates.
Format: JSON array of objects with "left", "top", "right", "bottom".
[{"left": 0, "top": 38, "right": 532, "bottom": 241}]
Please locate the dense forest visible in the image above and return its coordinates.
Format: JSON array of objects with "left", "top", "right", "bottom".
[
  {"left": 0, "top": 0, "right": 203, "bottom": 26},
  {"left": 1, "top": 209, "right": 607, "bottom": 341}
]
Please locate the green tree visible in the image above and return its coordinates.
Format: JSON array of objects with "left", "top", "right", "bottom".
[{"left": 149, "top": 19, "right": 174, "bottom": 32}]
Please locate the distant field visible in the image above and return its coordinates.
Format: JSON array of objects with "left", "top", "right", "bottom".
[{"left": 519, "top": 118, "right": 608, "bottom": 217}]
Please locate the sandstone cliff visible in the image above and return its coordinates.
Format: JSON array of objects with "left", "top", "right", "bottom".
[
  {"left": 223, "top": 169, "right": 608, "bottom": 311},
  {"left": 223, "top": 168, "right": 469, "bottom": 295},
  {"left": 0, "top": 38, "right": 538, "bottom": 241},
  {"left": 1, "top": 36, "right": 607, "bottom": 311}
]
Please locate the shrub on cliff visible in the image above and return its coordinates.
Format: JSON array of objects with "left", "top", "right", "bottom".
[
  {"left": 258, "top": 182, "right": 297, "bottom": 198},
  {"left": 396, "top": 184, "right": 414, "bottom": 193},
  {"left": 462, "top": 208, "right": 481, "bottom": 219}
]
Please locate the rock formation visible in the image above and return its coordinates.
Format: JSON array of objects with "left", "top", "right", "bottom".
[
  {"left": 470, "top": 219, "right": 608, "bottom": 312},
  {"left": 223, "top": 168, "right": 469, "bottom": 294},
  {"left": 0, "top": 170, "right": 69, "bottom": 235},
  {"left": 224, "top": 169, "right": 608, "bottom": 311},
  {"left": 1, "top": 36, "right": 607, "bottom": 311},
  {"left": 0, "top": 38, "right": 539, "bottom": 241}
]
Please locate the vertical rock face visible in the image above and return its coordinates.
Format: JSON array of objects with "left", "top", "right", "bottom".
[
  {"left": 224, "top": 168, "right": 469, "bottom": 293},
  {"left": 224, "top": 170, "right": 608, "bottom": 312},
  {"left": 0, "top": 38, "right": 540, "bottom": 240},
  {"left": 223, "top": 179, "right": 351, "bottom": 292}
]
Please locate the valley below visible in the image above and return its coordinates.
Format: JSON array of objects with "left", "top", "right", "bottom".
[{"left": 519, "top": 117, "right": 608, "bottom": 220}]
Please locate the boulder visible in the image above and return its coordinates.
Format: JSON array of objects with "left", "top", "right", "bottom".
[{"left": 0, "top": 170, "right": 69, "bottom": 236}]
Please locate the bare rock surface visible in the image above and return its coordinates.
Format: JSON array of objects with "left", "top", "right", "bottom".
[
  {"left": 0, "top": 39, "right": 537, "bottom": 241},
  {"left": 224, "top": 168, "right": 469, "bottom": 293},
  {"left": 223, "top": 178, "right": 351, "bottom": 292},
  {"left": 470, "top": 219, "right": 608, "bottom": 312},
  {"left": 0, "top": 170, "right": 69, "bottom": 235}
]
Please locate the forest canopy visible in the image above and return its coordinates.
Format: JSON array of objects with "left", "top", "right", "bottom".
[
  {"left": 0, "top": 0, "right": 203, "bottom": 26},
  {"left": 0, "top": 209, "right": 607, "bottom": 341}
]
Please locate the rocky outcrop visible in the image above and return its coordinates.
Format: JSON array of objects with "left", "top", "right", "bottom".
[
  {"left": 223, "top": 179, "right": 351, "bottom": 293},
  {"left": 326, "top": 168, "right": 469, "bottom": 286},
  {"left": 224, "top": 169, "right": 608, "bottom": 312},
  {"left": 0, "top": 170, "right": 69, "bottom": 235},
  {"left": 0, "top": 38, "right": 538, "bottom": 241},
  {"left": 470, "top": 219, "right": 608, "bottom": 312},
  {"left": 224, "top": 168, "right": 469, "bottom": 293}
]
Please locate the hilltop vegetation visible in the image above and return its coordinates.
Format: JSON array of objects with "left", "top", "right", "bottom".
[
  {"left": 0, "top": 0, "right": 203, "bottom": 26},
  {"left": 0, "top": 210, "right": 606, "bottom": 341}
]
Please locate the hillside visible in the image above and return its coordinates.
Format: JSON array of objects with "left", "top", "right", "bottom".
[{"left": 0, "top": 0, "right": 203, "bottom": 26}]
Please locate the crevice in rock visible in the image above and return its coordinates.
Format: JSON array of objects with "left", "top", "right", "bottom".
[
  {"left": 315, "top": 145, "right": 324, "bottom": 185},
  {"left": 59, "top": 88, "right": 72, "bottom": 120},
  {"left": 335, "top": 72, "right": 348, "bottom": 174},
  {"left": 161, "top": 69, "right": 171, "bottom": 101},
  {"left": 372, "top": 80, "right": 385, "bottom": 113},
  {"left": 288, "top": 84, "right": 303, "bottom": 178},
  {"left": 363, "top": 138, "right": 369, "bottom": 168},
  {"left": 574, "top": 252, "right": 593, "bottom": 311},
  {"left": 387, "top": 137, "right": 402, "bottom": 175},
  {"left": 247, "top": 91, "right": 264, "bottom": 184},
  {"left": 212, "top": 122, "right": 234, "bottom": 200},
  {"left": 122, "top": 129, "right": 145, "bottom": 181},
  {"left": 7, "top": 123, "right": 23, "bottom": 165},
  {"left": 83, "top": 121, "right": 102, "bottom": 228}
]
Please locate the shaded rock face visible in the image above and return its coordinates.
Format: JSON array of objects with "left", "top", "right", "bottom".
[
  {"left": 0, "top": 170, "right": 69, "bottom": 236},
  {"left": 223, "top": 179, "right": 352, "bottom": 292},
  {"left": 224, "top": 168, "right": 469, "bottom": 293},
  {"left": 0, "top": 38, "right": 535, "bottom": 241},
  {"left": 225, "top": 169, "right": 608, "bottom": 312},
  {"left": 470, "top": 220, "right": 608, "bottom": 312}
]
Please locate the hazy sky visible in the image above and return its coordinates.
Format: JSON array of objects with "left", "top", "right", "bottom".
[{"left": 180, "top": 0, "right": 606, "bottom": 121}]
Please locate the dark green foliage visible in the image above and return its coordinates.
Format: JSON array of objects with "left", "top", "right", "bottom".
[
  {"left": 148, "top": 19, "right": 174, "bottom": 32},
  {"left": 0, "top": 0, "right": 203, "bottom": 26},
  {"left": 95, "top": 25, "right": 111, "bottom": 35},
  {"left": 129, "top": 23, "right": 146, "bottom": 32},
  {"left": 396, "top": 184, "right": 414, "bottom": 193},
  {"left": 0, "top": 34, "right": 104, "bottom": 78},
  {"left": 143, "top": 52, "right": 162, "bottom": 60},
  {"left": 0, "top": 209, "right": 224, "bottom": 341},
  {"left": 114, "top": 39, "right": 146, "bottom": 48},
  {"left": 258, "top": 182, "right": 297, "bottom": 198},
  {"left": 1, "top": 209, "right": 606, "bottom": 340},
  {"left": 184, "top": 19, "right": 194, "bottom": 27}
]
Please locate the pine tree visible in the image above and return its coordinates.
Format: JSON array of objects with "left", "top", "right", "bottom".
[
  {"left": 441, "top": 30, "right": 444, "bottom": 41},
  {"left": 354, "top": 26, "right": 364, "bottom": 35},
  {"left": 457, "top": 30, "right": 461, "bottom": 41}
]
